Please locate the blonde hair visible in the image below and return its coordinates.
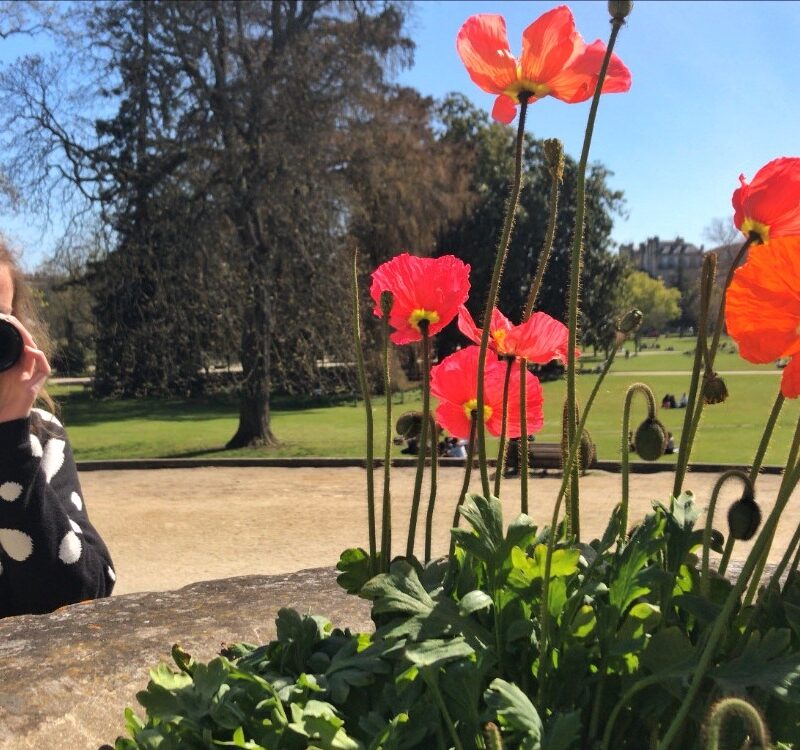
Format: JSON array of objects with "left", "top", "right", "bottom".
[{"left": 0, "top": 240, "right": 56, "bottom": 413}]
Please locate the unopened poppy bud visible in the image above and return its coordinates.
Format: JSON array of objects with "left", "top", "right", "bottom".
[
  {"left": 483, "top": 723, "right": 503, "bottom": 750},
  {"left": 543, "top": 138, "right": 565, "bottom": 182},
  {"left": 727, "top": 491, "right": 761, "bottom": 541},
  {"left": 379, "top": 290, "right": 394, "bottom": 317},
  {"left": 608, "top": 0, "right": 633, "bottom": 21},
  {"left": 634, "top": 417, "right": 668, "bottom": 461},
  {"left": 396, "top": 411, "right": 423, "bottom": 438},
  {"left": 703, "top": 373, "right": 729, "bottom": 405},
  {"left": 616, "top": 308, "right": 643, "bottom": 335}
]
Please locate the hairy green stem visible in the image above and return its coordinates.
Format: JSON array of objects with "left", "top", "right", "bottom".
[
  {"left": 658, "top": 460, "right": 800, "bottom": 749},
  {"left": 450, "top": 416, "right": 477, "bottom": 558},
  {"left": 424, "top": 414, "right": 439, "bottom": 563},
  {"left": 381, "top": 306, "right": 393, "bottom": 571},
  {"left": 771, "top": 520, "right": 800, "bottom": 591},
  {"left": 704, "top": 697, "right": 770, "bottom": 750},
  {"left": 749, "top": 390, "right": 785, "bottom": 484},
  {"left": 701, "top": 470, "right": 752, "bottom": 596},
  {"left": 476, "top": 97, "right": 529, "bottom": 497},
  {"left": 519, "top": 359, "right": 530, "bottom": 514},
  {"left": 352, "top": 249, "right": 377, "bottom": 571},
  {"left": 672, "top": 254, "right": 716, "bottom": 498},
  {"left": 620, "top": 383, "right": 657, "bottom": 539},
  {"left": 407, "top": 326, "right": 431, "bottom": 558},
  {"left": 493, "top": 357, "right": 515, "bottom": 497},
  {"left": 707, "top": 238, "right": 753, "bottom": 366},
  {"left": 423, "top": 670, "right": 464, "bottom": 750},
  {"left": 537, "top": 342, "right": 620, "bottom": 700},
  {"left": 565, "top": 17, "right": 624, "bottom": 540}
]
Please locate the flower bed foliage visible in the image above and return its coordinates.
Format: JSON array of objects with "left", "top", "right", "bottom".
[{"left": 111, "top": 3, "right": 800, "bottom": 748}]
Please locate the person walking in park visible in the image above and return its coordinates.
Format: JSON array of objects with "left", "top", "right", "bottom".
[{"left": 0, "top": 243, "right": 115, "bottom": 617}]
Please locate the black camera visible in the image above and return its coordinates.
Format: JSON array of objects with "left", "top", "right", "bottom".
[{"left": 0, "top": 318, "right": 23, "bottom": 373}]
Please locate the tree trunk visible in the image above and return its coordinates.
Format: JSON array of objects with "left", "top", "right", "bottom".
[{"left": 226, "top": 259, "right": 278, "bottom": 448}]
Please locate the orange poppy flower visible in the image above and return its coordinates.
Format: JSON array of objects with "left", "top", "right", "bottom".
[
  {"left": 430, "top": 346, "right": 544, "bottom": 439},
  {"left": 732, "top": 157, "right": 800, "bottom": 243},
  {"left": 370, "top": 253, "right": 471, "bottom": 345},
  {"left": 456, "top": 6, "right": 631, "bottom": 124},
  {"left": 457, "top": 304, "right": 576, "bottom": 363},
  {"left": 725, "top": 237, "right": 800, "bottom": 398}
]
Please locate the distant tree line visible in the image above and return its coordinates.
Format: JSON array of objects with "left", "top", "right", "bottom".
[{"left": 0, "top": 0, "right": 628, "bottom": 448}]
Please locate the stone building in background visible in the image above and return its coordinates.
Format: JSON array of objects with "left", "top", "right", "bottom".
[{"left": 618, "top": 236, "right": 705, "bottom": 291}]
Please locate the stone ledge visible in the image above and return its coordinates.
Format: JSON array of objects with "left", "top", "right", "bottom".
[{"left": 0, "top": 568, "right": 372, "bottom": 750}]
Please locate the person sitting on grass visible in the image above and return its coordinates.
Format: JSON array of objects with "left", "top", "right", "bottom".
[{"left": 0, "top": 242, "right": 115, "bottom": 618}]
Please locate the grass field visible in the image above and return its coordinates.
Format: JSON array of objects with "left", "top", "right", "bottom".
[{"left": 50, "top": 334, "right": 798, "bottom": 468}]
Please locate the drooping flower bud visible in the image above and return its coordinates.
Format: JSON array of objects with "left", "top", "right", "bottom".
[
  {"left": 543, "top": 138, "right": 565, "bottom": 182},
  {"left": 395, "top": 411, "right": 423, "bottom": 439},
  {"left": 616, "top": 308, "right": 643, "bottom": 335},
  {"left": 634, "top": 417, "right": 668, "bottom": 461},
  {"left": 608, "top": 0, "right": 634, "bottom": 21},
  {"left": 703, "top": 373, "right": 729, "bottom": 405},
  {"left": 379, "top": 290, "right": 394, "bottom": 317},
  {"left": 727, "top": 488, "right": 762, "bottom": 541}
]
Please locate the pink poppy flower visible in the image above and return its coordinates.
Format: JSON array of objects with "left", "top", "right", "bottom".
[
  {"left": 430, "top": 346, "right": 544, "bottom": 439},
  {"left": 457, "top": 304, "right": 576, "bottom": 363},
  {"left": 456, "top": 6, "right": 631, "bottom": 124},
  {"left": 370, "top": 254, "right": 471, "bottom": 345}
]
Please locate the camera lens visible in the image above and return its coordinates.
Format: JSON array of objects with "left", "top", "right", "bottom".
[{"left": 0, "top": 319, "right": 23, "bottom": 373}]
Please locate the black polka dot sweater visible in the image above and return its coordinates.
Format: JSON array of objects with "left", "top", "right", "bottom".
[{"left": 0, "top": 409, "right": 115, "bottom": 618}]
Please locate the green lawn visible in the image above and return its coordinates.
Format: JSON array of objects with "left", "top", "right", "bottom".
[{"left": 51, "top": 358, "right": 797, "bottom": 467}]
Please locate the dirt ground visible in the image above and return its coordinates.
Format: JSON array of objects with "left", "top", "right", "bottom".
[{"left": 79, "top": 466, "right": 799, "bottom": 596}]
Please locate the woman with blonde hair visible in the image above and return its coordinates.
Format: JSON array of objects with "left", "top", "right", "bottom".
[{"left": 0, "top": 242, "right": 115, "bottom": 617}]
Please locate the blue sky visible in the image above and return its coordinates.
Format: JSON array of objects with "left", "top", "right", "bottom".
[
  {"left": 3, "top": 1, "right": 800, "bottom": 269},
  {"left": 398, "top": 0, "right": 800, "bottom": 252}
]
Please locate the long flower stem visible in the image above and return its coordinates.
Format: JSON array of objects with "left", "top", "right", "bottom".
[
  {"left": 771, "top": 519, "right": 800, "bottom": 591},
  {"left": 449, "top": 417, "right": 477, "bottom": 558},
  {"left": 538, "top": 342, "right": 620, "bottom": 700},
  {"left": 672, "top": 253, "right": 716, "bottom": 498},
  {"left": 493, "top": 357, "right": 515, "bottom": 497},
  {"left": 743, "top": 412, "right": 800, "bottom": 606},
  {"left": 352, "top": 249, "right": 377, "bottom": 572},
  {"left": 749, "top": 390, "right": 785, "bottom": 484},
  {"left": 407, "top": 326, "right": 431, "bottom": 558},
  {"left": 620, "top": 383, "right": 657, "bottom": 540},
  {"left": 423, "top": 670, "right": 464, "bottom": 750},
  {"left": 700, "top": 470, "right": 751, "bottom": 596},
  {"left": 707, "top": 238, "right": 752, "bottom": 365},
  {"left": 658, "top": 460, "right": 800, "bottom": 749},
  {"left": 381, "top": 304, "right": 393, "bottom": 571},
  {"left": 519, "top": 359, "right": 530, "bottom": 514},
  {"left": 476, "top": 97, "right": 529, "bottom": 497},
  {"left": 565, "top": 17, "right": 625, "bottom": 540},
  {"left": 424, "top": 414, "right": 439, "bottom": 563}
]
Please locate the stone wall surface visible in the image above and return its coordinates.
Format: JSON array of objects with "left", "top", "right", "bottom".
[{"left": 0, "top": 568, "right": 372, "bottom": 750}]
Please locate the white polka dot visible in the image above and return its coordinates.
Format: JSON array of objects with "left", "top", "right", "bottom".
[
  {"left": 69, "top": 518, "right": 83, "bottom": 534},
  {"left": 0, "top": 482, "right": 22, "bottom": 502},
  {"left": 70, "top": 492, "right": 83, "bottom": 511},
  {"left": 41, "top": 438, "right": 66, "bottom": 483},
  {"left": 31, "top": 408, "right": 63, "bottom": 428},
  {"left": 0, "top": 529, "right": 33, "bottom": 561},
  {"left": 29, "top": 434, "right": 43, "bottom": 457},
  {"left": 107, "top": 566, "right": 116, "bottom": 582},
  {"left": 58, "top": 532, "right": 82, "bottom": 564}
]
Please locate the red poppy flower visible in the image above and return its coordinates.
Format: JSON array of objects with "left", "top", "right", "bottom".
[
  {"left": 457, "top": 304, "right": 576, "bottom": 363},
  {"left": 456, "top": 6, "right": 631, "bottom": 124},
  {"left": 430, "top": 346, "right": 544, "bottom": 439},
  {"left": 370, "top": 254, "right": 471, "bottom": 345},
  {"left": 725, "top": 237, "right": 800, "bottom": 398},
  {"left": 732, "top": 157, "right": 800, "bottom": 243}
]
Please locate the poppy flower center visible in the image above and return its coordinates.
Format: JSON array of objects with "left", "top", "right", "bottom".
[
  {"left": 491, "top": 328, "right": 509, "bottom": 352},
  {"left": 463, "top": 398, "right": 493, "bottom": 422},
  {"left": 408, "top": 308, "right": 440, "bottom": 331},
  {"left": 503, "top": 69, "right": 551, "bottom": 102},
  {"left": 741, "top": 217, "right": 770, "bottom": 244}
]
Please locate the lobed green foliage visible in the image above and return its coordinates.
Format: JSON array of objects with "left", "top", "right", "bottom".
[{"left": 112, "top": 493, "right": 800, "bottom": 749}]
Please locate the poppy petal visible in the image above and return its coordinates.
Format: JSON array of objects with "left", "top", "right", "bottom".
[
  {"left": 781, "top": 356, "right": 800, "bottom": 399},
  {"left": 457, "top": 305, "right": 482, "bottom": 347},
  {"left": 457, "top": 15, "right": 518, "bottom": 95},
  {"left": 492, "top": 94, "right": 518, "bottom": 124},
  {"left": 435, "top": 401, "right": 474, "bottom": 440},
  {"left": 732, "top": 157, "right": 800, "bottom": 239},
  {"left": 506, "top": 312, "right": 572, "bottom": 363},
  {"left": 550, "top": 40, "right": 631, "bottom": 103},
  {"left": 520, "top": 6, "right": 583, "bottom": 85}
]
